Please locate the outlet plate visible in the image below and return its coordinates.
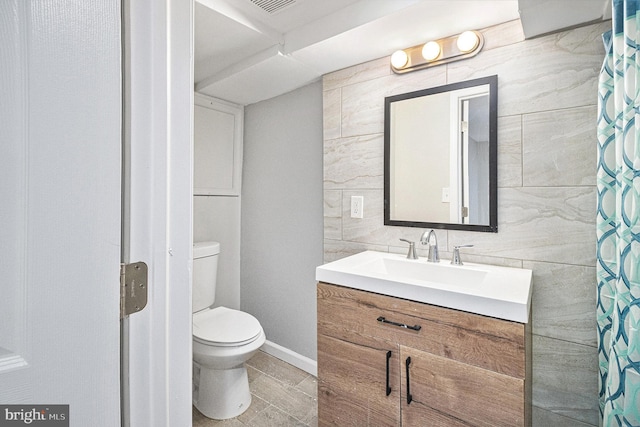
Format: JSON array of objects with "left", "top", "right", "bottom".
[{"left": 351, "top": 196, "right": 364, "bottom": 219}]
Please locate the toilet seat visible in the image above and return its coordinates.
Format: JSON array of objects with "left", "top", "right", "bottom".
[{"left": 193, "top": 306, "right": 262, "bottom": 347}]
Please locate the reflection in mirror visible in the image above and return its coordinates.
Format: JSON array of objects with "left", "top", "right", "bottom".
[{"left": 384, "top": 75, "right": 497, "bottom": 232}]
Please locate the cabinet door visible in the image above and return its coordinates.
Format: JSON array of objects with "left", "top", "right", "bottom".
[
  {"left": 194, "top": 94, "right": 243, "bottom": 196},
  {"left": 318, "top": 334, "right": 400, "bottom": 426},
  {"left": 400, "top": 346, "right": 525, "bottom": 427}
]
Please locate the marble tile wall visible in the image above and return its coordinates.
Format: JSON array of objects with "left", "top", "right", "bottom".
[{"left": 322, "top": 20, "right": 607, "bottom": 426}]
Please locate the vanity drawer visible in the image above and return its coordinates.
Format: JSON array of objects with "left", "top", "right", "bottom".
[{"left": 318, "top": 282, "right": 526, "bottom": 378}]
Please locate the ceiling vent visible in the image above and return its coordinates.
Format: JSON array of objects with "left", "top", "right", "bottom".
[{"left": 249, "top": 0, "right": 297, "bottom": 14}]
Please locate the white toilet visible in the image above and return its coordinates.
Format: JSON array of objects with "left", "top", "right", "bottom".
[{"left": 192, "top": 241, "right": 266, "bottom": 420}]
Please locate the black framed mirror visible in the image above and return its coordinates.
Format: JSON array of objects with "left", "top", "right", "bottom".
[{"left": 384, "top": 75, "right": 497, "bottom": 232}]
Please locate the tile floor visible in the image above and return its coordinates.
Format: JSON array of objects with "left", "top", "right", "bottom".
[{"left": 192, "top": 351, "right": 318, "bottom": 426}]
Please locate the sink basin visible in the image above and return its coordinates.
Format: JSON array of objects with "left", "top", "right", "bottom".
[
  {"left": 316, "top": 251, "right": 532, "bottom": 323},
  {"left": 353, "top": 257, "right": 489, "bottom": 288}
]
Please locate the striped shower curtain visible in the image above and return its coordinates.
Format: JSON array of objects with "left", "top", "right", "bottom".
[{"left": 597, "top": 0, "right": 640, "bottom": 425}]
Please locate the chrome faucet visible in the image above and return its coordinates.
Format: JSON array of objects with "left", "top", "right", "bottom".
[{"left": 420, "top": 230, "right": 439, "bottom": 263}]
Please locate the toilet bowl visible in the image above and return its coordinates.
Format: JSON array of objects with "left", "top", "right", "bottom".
[
  {"left": 192, "top": 242, "right": 266, "bottom": 420},
  {"left": 192, "top": 306, "right": 266, "bottom": 419}
]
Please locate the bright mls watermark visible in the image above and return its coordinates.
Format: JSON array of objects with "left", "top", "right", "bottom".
[{"left": 0, "top": 405, "right": 68, "bottom": 426}]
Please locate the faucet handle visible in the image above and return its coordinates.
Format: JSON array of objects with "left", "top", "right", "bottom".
[
  {"left": 451, "top": 245, "right": 474, "bottom": 265},
  {"left": 399, "top": 239, "right": 418, "bottom": 260}
]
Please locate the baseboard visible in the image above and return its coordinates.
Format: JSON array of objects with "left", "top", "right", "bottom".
[{"left": 261, "top": 340, "right": 317, "bottom": 377}]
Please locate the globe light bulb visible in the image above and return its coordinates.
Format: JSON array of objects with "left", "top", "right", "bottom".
[
  {"left": 457, "top": 31, "right": 480, "bottom": 53},
  {"left": 391, "top": 50, "right": 409, "bottom": 69},
  {"left": 421, "top": 41, "right": 441, "bottom": 61}
]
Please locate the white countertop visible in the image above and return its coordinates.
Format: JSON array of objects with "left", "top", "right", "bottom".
[{"left": 316, "top": 250, "right": 532, "bottom": 323}]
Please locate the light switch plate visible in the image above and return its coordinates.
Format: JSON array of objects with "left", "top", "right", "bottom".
[{"left": 442, "top": 187, "right": 450, "bottom": 203}]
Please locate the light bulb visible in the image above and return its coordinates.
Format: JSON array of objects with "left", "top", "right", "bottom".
[
  {"left": 391, "top": 50, "right": 409, "bottom": 69},
  {"left": 457, "top": 31, "right": 480, "bottom": 53},
  {"left": 421, "top": 41, "right": 441, "bottom": 61}
]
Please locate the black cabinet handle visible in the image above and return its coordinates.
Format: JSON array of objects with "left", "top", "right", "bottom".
[
  {"left": 406, "top": 356, "right": 413, "bottom": 405},
  {"left": 385, "top": 351, "right": 392, "bottom": 396},
  {"left": 377, "top": 316, "right": 421, "bottom": 331}
]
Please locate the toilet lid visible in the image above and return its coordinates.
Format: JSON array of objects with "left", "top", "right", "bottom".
[{"left": 193, "top": 307, "right": 262, "bottom": 346}]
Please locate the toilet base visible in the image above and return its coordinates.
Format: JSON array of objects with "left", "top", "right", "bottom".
[{"left": 193, "top": 362, "right": 251, "bottom": 420}]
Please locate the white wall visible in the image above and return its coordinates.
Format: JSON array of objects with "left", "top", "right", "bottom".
[
  {"left": 193, "top": 95, "right": 243, "bottom": 310},
  {"left": 193, "top": 196, "right": 241, "bottom": 309},
  {"left": 242, "top": 81, "right": 324, "bottom": 361}
]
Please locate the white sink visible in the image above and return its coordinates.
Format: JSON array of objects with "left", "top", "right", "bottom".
[
  {"left": 316, "top": 251, "right": 532, "bottom": 323},
  {"left": 354, "top": 256, "right": 489, "bottom": 288}
]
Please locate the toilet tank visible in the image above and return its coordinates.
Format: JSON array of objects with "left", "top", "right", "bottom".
[{"left": 193, "top": 241, "right": 220, "bottom": 313}]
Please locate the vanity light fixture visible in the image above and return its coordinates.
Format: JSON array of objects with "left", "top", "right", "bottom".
[{"left": 391, "top": 30, "right": 484, "bottom": 74}]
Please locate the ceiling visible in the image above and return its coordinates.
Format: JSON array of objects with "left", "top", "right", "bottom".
[{"left": 194, "top": 0, "right": 611, "bottom": 106}]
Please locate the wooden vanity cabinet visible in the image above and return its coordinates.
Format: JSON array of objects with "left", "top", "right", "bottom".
[{"left": 317, "top": 282, "right": 531, "bottom": 427}]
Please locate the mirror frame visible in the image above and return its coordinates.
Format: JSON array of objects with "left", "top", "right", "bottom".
[{"left": 384, "top": 75, "right": 498, "bottom": 232}]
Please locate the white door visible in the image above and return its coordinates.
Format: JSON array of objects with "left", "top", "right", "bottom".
[{"left": 0, "top": 1, "right": 121, "bottom": 425}]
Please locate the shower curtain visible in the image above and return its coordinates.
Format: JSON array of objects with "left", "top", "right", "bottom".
[{"left": 597, "top": 0, "right": 640, "bottom": 425}]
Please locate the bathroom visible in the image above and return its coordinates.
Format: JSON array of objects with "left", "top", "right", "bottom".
[
  {"left": 192, "top": 1, "right": 605, "bottom": 426},
  {"left": 0, "top": 0, "right": 618, "bottom": 426}
]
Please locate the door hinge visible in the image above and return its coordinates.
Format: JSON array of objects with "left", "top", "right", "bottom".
[
  {"left": 461, "top": 206, "right": 469, "bottom": 218},
  {"left": 120, "top": 262, "right": 148, "bottom": 319},
  {"left": 460, "top": 120, "right": 468, "bottom": 133}
]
